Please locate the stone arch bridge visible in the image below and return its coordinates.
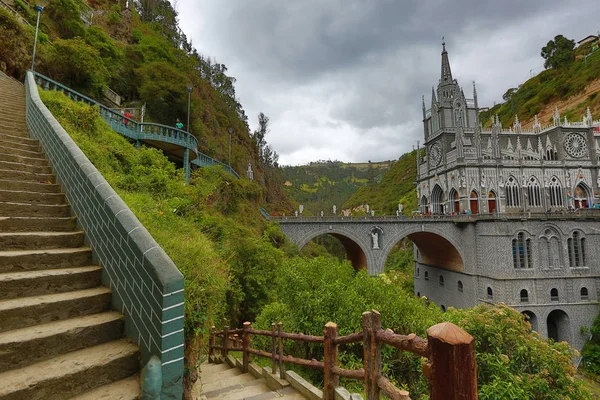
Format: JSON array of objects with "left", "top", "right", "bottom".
[{"left": 273, "top": 215, "right": 474, "bottom": 275}]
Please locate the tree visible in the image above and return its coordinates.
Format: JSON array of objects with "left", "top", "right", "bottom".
[
  {"left": 502, "top": 88, "right": 517, "bottom": 102},
  {"left": 541, "top": 35, "right": 575, "bottom": 69}
]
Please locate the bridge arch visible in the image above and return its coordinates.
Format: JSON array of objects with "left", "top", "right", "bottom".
[
  {"left": 295, "top": 226, "right": 371, "bottom": 272},
  {"left": 380, "top": 226, "right": 465, "bottom": 275}
]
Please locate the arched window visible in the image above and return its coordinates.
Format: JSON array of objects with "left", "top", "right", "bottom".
[
  {"left": 549, "top": 176, "right": 563, "bottom": 207},
  {"left": 541, "top": 228, "right": 561, "bottom": 268},
  {"left": 512, "top": 232, "right": 532, "bottom": 268},
  {"left": 417, "top": 292, "right": 421, "bottom": 297},
  {"left": 431, "top": 185, "right": 444, "bottom": 214},
  {"left": 457, "top": 281, "right": 463, "bottom": 292},
  {"left": 527, "top": 177, "right": 541, "bottom": 207},
  {"left": 424, "top": 272, "right": 429, "bottom": 281},
  {"left": 420, "top": 195, "right": 428, "bottom": 214},
  {"left": 488, "top": 191, "right": 497, "bottom": 213},
  {"left": 505, "top": 176, "right": 520, "bottom": 207},
  {"left": 470, "top": 191, "right": 479, "bottom": 214},
  {"left": 450, "top": 188, "right": 460, "bottom": 214},
  {"left": 487, "top": 287, "right": 493, "bottom": 300},
  {"left": 416, "top": 268, "right": 420, "bottom": 278},
  {"left": 550, "top": 288, "right": 559, "bottom": 302},
  {"left": 568, "top": 231, "right": 586, "bottom": 267},
  {"left": 574, "top": 182, "right": 592, "bottom": 209},
  {"left": 520, "top": 289, "right": 529, "bottom": 302},
  {"left": 439, "top": 276, "right": 444, "bottom": 286},
  {"left": 581, "top": 287, "right": 589, "bottom": 300},
  {"left": 440, "top": 305, "right": 446, "bottom": 312}
]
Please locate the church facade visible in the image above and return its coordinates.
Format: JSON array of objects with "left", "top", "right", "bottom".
[{"left": 414, "top": 43, "right": 600, "bottom": 351}]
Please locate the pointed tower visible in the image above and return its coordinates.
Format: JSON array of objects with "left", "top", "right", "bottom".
[
  {"left": 514, "top": 115, "right": 521, "bottom": 134},
  {"left": 422, "top": 95, "right": 429, "bottom": 140},
  {"left": 492, "top": 115, "right": 502, "bottom": 159},
  {"left": 441, "top": 39, "right": 453, "bottom": 84},
  {"left": 553, "top": 106, "right": 561, "bottom": 126},
  {"left": 473, "top": 81, "right": 479, "bottom": 109}
]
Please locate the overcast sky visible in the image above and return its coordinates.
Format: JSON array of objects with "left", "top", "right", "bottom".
[{"left": 178, "top": 1, "right": 600, "bottom": 166}]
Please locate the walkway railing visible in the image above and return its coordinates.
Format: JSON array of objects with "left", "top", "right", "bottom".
[
  {"left": 30, "top": 71, "right": 240, "bottom": 182},
  {"left": 273, "top": 209, "right": 600, "bottom": 223},
  {"left": 209, "top": 310, "right": 477, "bottom": 400}
]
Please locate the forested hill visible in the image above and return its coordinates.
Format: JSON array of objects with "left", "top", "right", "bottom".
[
  {"left": 0, "top": 0, "right": 292, "bottom": 212},
  {"left": 343, "top": 151, "right": 418, "bottom": 215},
  {"left": 281, "top": 160, "right": 393, "bottom": 215}
]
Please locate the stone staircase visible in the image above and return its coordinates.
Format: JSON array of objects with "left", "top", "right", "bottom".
[
  {"left": 194, "top": 357, "right": 308, "bottom": 400},
  {"left": 0, "top": 73, "right": 141, "bottom": 398}
]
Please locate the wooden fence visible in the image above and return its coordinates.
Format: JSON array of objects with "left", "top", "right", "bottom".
[{"left": 208, "top": 310, "right": 477, "bottom": 400}]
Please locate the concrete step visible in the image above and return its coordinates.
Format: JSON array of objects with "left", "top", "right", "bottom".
[
  {"left": 0, "top": 339, "right": 139, "bottom": 400},
  {"left": 202, "top": 372, "right": 257, "bottom": 393},
  {"left": 0, "top": 159, "right": 52, "bottom": 174},
  {"left": 0, "top": 287, "right": 112, "bottom": 333},
  {"left": 0, "top": 179, "right": 60, "bottom": 193},
  {"left": 0, "top": 152, "right": 48, "bottom": 167},
  {"left": 0, "top": 138, "right": 40, "bottom": 154},
  {"left": 204, "top": 378, "right": 271, "bottom": 400},
  {"left": 0, "top": 311, "right": 124, "bottom": 373},
  {"left": 201, "top": 362, "right": 231, "bottom": 375},
  {"left": 0, "top": 169, "right": 54, "bottom": 184},
  {"left": 0, "top": 266, "right": 102, "bottom": 300},
  {"left": 0, "top": 128, "right": 29, "bottom": 138},
  {"left": 0, "top": 216, "right": 77, "bottom": 232},
  {"left": 202, "top": 365, "right": 243, "bottom": 383},
  {"left": 0, "top": 201, "right": 70, "bottom": 217},
  {"left": 0, "top": 189, "right": 64, "bottom": 205},
  {"left": 70, "top": 374, "right": 140, "bottom": 400},
  {"left": 0, "top": 231, "right": 84, "bottom": 250},
  {"left": 0, "top": 247, "right": 92, "bottom": 273},
  {"left": 0, "top": 142, "right": 45, "bottom": 158},
  {"left": 0, "top": 133, "right": 36, "bottom": 147}
]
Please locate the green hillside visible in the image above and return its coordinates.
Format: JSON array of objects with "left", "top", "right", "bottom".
[
  {"left": 281, "top": 160, "right": 392, "bottom": 215},
  {"left": 482, "top": 36, "right": 600, "bottom": 128},
  {"left": 343, "top": 150, "right": 419, "bottom": 215}
]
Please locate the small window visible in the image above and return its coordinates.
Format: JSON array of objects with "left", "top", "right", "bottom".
[
  {"left": 457, "top": 280, "right": 463, "bottom": 292},
  {"left": 417, "top": 292, "right": 420, "bottom": 297},
  {"left": 439, "top": 276, "right": 444, "bottom": 286},
  {"left": 520, "top": 289, "right": 528, "bottom": 303},
  {"left": 581, "top": 287, "right": 589, "bottom": 300},
  {"left": 440, "top": 305, "right": 446, "bottom": 312},
  {"left": 425, "top": 272, "right": 429, "bottom": 281},
  {"left": 487, "top": 287, "right": 493, "bottom": 300},
  {"left": 416, "top": 268, "right": 420, "bottom": 278},
  {"left": 551, "top": 288, "right": 559, "bottom": 302}
]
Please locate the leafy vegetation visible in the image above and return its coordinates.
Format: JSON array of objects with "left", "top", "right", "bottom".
[
  {"left": 541, "top": 35, "right": 576, "bottom": 70},
  {"left": 253, "top": 258, "right": 591, "bottom": 399}
]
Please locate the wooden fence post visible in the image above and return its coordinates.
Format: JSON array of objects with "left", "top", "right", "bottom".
[
  {"left": 271, "top": 323, "right": 277, "bottom": 374},
  {"left": 362, "top": 311, "right": 381, "bottom": 400},
  {"left": 323, "top": 322, "right": 339, "bottom": 400},
  {"left": 426, "top": 322, "right": 477, "bottom": 400},
  {"left": 278, "top": 322, "right": 285, "bottom": 379},
  {"left": 208, "top": 326, "right": 216, "bottom": 362},
  {"left": 242, "top": 322, "right": 251, "bottom": 373},
  {"left": 222, "top": 325, "right": 229, "bottom": 359}
]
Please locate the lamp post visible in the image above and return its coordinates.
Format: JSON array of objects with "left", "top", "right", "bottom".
[
  {"left": 228, "top": 127, "right": 233, "bottom": 166},
  {"left": 186, "top": 86, "right": 193, "bottom": 133},
  {"left": 31, "top": 0, "right": 48, "bottom": 71}
]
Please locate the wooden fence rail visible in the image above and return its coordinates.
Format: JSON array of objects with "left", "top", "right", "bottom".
[{"left": 208, "top": 310, "right": 477, "bottom": 400}]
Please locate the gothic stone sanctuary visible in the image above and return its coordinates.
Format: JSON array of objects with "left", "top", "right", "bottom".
[
  {"left": 277, "top": 43, "right": 600, "bottom": 353},
  {"left": 416, "top": 43, "right": 600, "bottom": 351}
]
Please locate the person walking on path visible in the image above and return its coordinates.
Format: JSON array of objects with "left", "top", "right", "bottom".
[{"left": 176, "top": 118, "right": 184, "bottom": 130}]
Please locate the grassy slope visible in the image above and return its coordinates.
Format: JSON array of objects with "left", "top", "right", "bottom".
[{"left": 38, "top": 89, "right": 293, "bottom": 390}]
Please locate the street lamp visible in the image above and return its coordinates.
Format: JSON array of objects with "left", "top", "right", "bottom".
[
  {"left": 186, "top": 86, "right": 193, "bottom": 132},
  {"left": 31, "top": 0, "right": 49, "bottom": 71},
  {"left": 227, "top": 127, "right": 233, "bottom": 166}
]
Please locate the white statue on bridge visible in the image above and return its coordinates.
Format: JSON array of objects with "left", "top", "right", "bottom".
[
  {"left": 371, "top": 230, "right": 380, "bottom": 249},
  {"left": 333, "top": 205, "right": 337, "bottom": 215}
]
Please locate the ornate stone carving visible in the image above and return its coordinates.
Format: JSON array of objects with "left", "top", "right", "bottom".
[{"left": 564, "top": 133, "right": 588, "bottom": 158}]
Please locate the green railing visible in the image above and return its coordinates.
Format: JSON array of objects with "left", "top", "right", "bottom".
[{"left": 31, "top": 71, "right": 241, "bottom": 181}]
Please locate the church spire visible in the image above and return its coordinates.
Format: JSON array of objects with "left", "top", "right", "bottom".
[{"left": 440, "top": 38, "right": 453, "bottom": 83}]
